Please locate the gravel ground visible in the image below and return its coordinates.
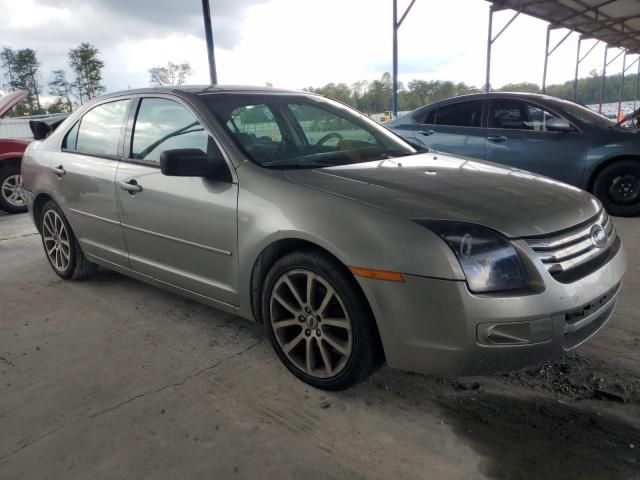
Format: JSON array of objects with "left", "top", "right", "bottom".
[{"left": 0, "top": 211, "right": 638, "bottom": 480}]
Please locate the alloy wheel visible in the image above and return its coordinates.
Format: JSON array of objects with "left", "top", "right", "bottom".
[
  {"left": 1, "top": 174, "right": 25, "bottom": 207},
  {"left": 269, "top": 269, "right": 353, "bottom": 379},
  {"left": 608, "top": 173, "right": 639, "bottom": 205},
  {"left": 42, "top": 210, "right": 71, "bottom": 272}
]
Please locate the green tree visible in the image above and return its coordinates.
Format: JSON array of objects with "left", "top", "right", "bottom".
[
  {"left": 0, "top": 47, "right": 17, "bottom": 91},
  {"left": 305, "top": 82, "right": 355, "bottom": 107},
  {"left": 148, "top": 61, "right": 193, "bottom": 87},
  {"left": 68, "top": 43, "right": 105, "bottom": 103},
  {"left": 48, "top": 69, "right": 74, "bottom": 112},
  {"left": 497, "top": 82, "right": 541, "bottom": 93},
  {"left": 46, "top": 97, "right": 68, "bottom": 114}
]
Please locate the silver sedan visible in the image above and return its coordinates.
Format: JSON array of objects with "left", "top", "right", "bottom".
[{"left": 21, "top": 86, "right": 627, "bottom": 390}]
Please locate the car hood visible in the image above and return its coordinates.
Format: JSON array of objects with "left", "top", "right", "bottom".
[
  {"left": 284, "top": 153, "right": 601, "bottom": 238},
  {"left": 0, "top": 90, "right": 27, "bottom": 118}
]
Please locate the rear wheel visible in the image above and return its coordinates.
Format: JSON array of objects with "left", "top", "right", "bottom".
[
  {"left": 263, "top": 250, "right": 381, "bottom": 390},
  {"left": 0, "top": 165, "right": 27, "bottom": 214},
  {"left": 39, "top": 200, "right": 97, "bottom": 280},
  {"left": 593, "top": 160, "right": 640, "bottom": 217}
]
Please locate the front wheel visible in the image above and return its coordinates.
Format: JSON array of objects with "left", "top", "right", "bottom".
[
  {"left": 592, "top": 160, "right": 640, "bottom": 217},
  {"left": 262, "top": 250, "right": 381, "bottom": 390},
  {"left": 0, "top": 166, "right": 27, "bottom": 213},
  {"left": 39, "top": 200, "right": 97, "bottom": 280}
]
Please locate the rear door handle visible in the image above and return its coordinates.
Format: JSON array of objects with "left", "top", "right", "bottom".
[
  {"left": 419, "top": 129, "right": 435, "bottom": 136},
  {"left": 52, "top": 165, "right": 66, "bottom": 177},
  {"left": 487, "top": 135, "right": 508, "bottom": 143},
  {"left": 119, "top": 179, "right": 143, "bottom": 194}
]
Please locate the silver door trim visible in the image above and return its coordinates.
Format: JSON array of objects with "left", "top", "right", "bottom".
[
  {"left": 86, "top": 252, "right": 239, "bottom": 310},
  {"left": 70, "top": 208, "right": 120, "bottom": 226},
  {"left": 121, "top": 222, "right": 233, "bottom": 256}
]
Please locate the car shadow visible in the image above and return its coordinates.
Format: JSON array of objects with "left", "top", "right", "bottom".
[{"left": 366, "top": 365, "right": 640, "bottom": 480}]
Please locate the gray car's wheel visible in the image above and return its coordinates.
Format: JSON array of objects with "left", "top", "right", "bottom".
[
  {"left": 263, "top": 250, "right": 381, "bottom": 390},
  {"left": 39, "top": 200, "right": 97, "bottom": 280},
  {"left": 593, "top": 160, "right": 640, "bottom": 217},
  {"left": 0, "top": 166, "right": 28, "bottom": 214}
]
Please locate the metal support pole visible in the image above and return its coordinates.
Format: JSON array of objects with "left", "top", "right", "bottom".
[
  {"left": 391, "top": 0, "right": 416, "bottom": 117},
  {"left": 573, "top": 37, "right": 582, "bottom": 101},
  {"left": 485, "top": 6, "right": 494, "bottom": 93},
  {"left": 542, "top": 26, "right": 551, "bottom": 93},
  {"left": 618, "top": 52, "right": 627, "bottom": 119},
  {"left": 599, "top": 47, "right": 609, "bottom": 113},
  {"left": 485, "top": 7, "right": 520, "bottom": 93},
  {"left": 635, "top": 60, "right": 640, "bottom": 111},
  {"left": 543, "top": 27, "right": 572, "bottom": 94},
  {"left": 201, "top": 0, "right": 217, "bottom": 85},
  {"left": 392, "top": 0, "right": 398, "bottom": 117}
]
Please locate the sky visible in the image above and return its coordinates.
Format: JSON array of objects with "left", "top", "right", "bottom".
[{"left": 0, "top": 0, "right": 629, "bottom": 99}]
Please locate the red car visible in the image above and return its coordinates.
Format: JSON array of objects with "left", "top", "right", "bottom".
[
  {"left": 0, "top": 91, "right": 29, "bottom": 213},
  {"left": 0, "top": 91, "right": 67, "bottom": 214}
]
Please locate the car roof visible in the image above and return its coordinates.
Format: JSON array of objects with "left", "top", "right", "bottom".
[
  {"left": 418, "top": 92, "right": 569, "bottom": 111},
  {"left": 97, "top": 85, "right": 312, "bottom": 101}
]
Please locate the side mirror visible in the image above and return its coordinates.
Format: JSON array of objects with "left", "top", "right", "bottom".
[
  {"left": 160, "top": 149, "right": 231, "bottom": 181},
  {"left": 546, "top": 118, "right": 574, "bottom": 133}
]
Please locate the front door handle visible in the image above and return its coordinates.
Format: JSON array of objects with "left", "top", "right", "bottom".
[
  {"left": 119, "top": 179, "right": 143, "bottom": 194},
  {"left": 487, "top": 135, "right": 508, "bottom": 143},
  {"left": 52, "top": 165, "right": 66, "bottom": 177},
  {"left": 419, "top": 129, "right": 435, "bottom": 136}
]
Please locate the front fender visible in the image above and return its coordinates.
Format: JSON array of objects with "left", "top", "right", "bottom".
[{"left": 235, "top": 163, "right": 464, "bottom": 320}]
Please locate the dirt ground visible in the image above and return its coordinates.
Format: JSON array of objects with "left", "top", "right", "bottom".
[{"left": 1, "top": 210, "right": 639, "bottom": 480}]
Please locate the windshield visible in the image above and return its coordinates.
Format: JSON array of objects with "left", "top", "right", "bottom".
[
  {"left": 557, "top": 100, "right": 615, "bottom": 129},
  {"left": 200, "top": 93, "right": 415, "bottom": 169}
]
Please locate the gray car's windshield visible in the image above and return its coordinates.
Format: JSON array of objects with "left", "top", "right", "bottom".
[
  {"left": 557, "top": 100, "right": 615, "bottom": 129},
  {"left": 201, "top": 93, "right": 415, "bottom": 168}
]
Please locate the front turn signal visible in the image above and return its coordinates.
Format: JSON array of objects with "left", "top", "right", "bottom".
[{"left": 349, "top": 267, "right": 405, "bottom": 283}]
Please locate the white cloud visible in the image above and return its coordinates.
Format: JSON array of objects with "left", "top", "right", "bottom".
[{"left": 0, "top": 0, "right": 627, "bottom": 95}]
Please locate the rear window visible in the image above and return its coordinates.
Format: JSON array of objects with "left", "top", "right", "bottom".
[
  {"left": 74, "top": 100, "right": 129, "bottom": 157},
  {"left": 434, "top": 101, "right": 483, "bottom": 127}
]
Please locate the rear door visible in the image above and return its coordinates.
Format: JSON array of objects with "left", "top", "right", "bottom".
[
  {"left": 485, "top": 98, "right": 588, "bottom": 185},
  {"left": 115, "top": 96, "right": 239, "bottom": 307},
  {"left": 50, "top": 98, "right": 130, "bottom": 267},
  {"left": 412, "top": 100, "right": 487, "bottom": 158}
]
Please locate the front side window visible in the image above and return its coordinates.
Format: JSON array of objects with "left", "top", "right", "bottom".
[
  {"left": 131, "top": 98, "right": 215, "bottom": 164},
  {"left": 490, "top": 99, "right": 566, "bottom": 131},
  {"left": 202, "top": 93, "right": 415, "bottom": 169},
  {"left": 75, "top": 100, "right": 129, "bottom": 156},
  {"left": 435, "top": 101, "right": 483, "bottom": 127}
]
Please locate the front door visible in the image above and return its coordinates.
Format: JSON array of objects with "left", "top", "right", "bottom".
[
  {"left": 115, "top": 96, "right": 238, "bottom": 306},
  {"left": 485, "top": 98, "right": 588, "bottom": 186}
]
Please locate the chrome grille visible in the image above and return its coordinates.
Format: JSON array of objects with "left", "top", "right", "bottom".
[{"left": 525, "top": 210, "right": 616, "bottom": 276}]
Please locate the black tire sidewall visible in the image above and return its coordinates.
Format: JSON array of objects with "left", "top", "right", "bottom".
[
  {"left": 593, "top": 160, "right": 640, "bottom": 217},
  {"left": 262, "top": 250, "right": 379, "bottom": 390},
  {"left": 0, "top": 165, "right": 28, "bottom": 214},
  {"left": 40, "top": 201, "right": 79, "bottom": 279}
]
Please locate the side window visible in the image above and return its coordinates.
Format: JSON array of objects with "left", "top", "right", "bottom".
[
  {"left": 227, "top": 105, "right": 283, "bottom": 143},
  {"left": 288, "top": 103, "right": 378, "bottom": 146},
  {"left": 419, "top": 109, "right": 436, "bottom": 125},
  {"left": 525, "top": 104, "right": 563, "bottom": 131},
  {"left": 63, "top": 121, "right": 80, "bottom": 150},
  {"left": 131, "top": 98, "right": 214, "bottom": 164},
  {"left": 76, "top": 100, "right": 129, "bottom": 156},
  {"left": 435, "top": 101, "right": 483, "bottom": 127},
  {"left": 490, "top": 100, "right": 527, "bottom": 130}
]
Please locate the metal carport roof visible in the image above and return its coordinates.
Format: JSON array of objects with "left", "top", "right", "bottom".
[{"left": 489, "top": 0, "right": 640, "bottom": 55}]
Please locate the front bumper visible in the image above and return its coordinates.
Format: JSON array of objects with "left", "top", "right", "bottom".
[{"left": 358, "top": 238, "right": 627, "bottom": 376}]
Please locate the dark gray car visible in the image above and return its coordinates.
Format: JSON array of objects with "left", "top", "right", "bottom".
[{"left": 389, "top": 92, "right": 640, "bottom": 216}]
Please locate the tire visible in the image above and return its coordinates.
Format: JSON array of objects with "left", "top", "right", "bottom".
[
  {"left": 39, "top": 200, "right": 97, "bottom": 280},
  {"left": 0, "top": 164, "right": 28, "bottom": 214},
  {"left": 262, "top": 249, "right": 381, "bottom": 390},
  {"left": 592, "top": 160, "right": 640, "bottom": 217}
]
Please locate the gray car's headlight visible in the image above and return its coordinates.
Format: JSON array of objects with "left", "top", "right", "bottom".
[{"left": 415, "top": 220, "right": 528, "bottom": 293}]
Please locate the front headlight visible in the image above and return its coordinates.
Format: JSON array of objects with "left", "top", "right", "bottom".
[{"left": 416, "top": 220, "right": 528, "bottom": 293}]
